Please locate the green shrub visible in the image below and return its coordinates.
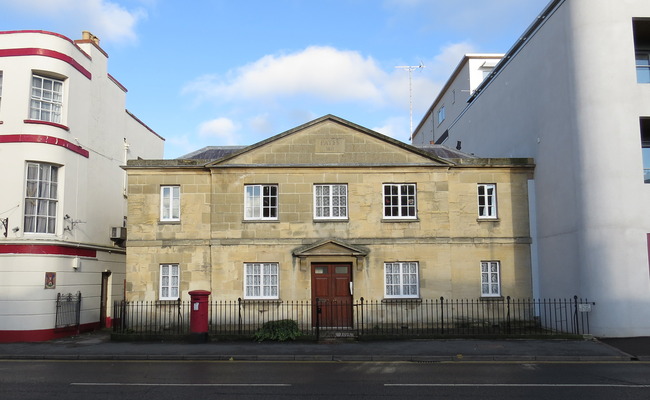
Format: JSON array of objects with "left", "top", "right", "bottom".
[{"left": 254, "top": 319, "right": 301, "bottom": 342}]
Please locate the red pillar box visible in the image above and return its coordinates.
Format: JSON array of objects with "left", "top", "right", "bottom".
[{"left": 189, "top": 290, "right": 211, "bottom": 343}]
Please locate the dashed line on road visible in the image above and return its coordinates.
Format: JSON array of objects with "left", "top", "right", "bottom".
[
  {"left": 385, "top": 383, "right": 650, "bottom": 388},
  {"left": 71, "top": 383, "right": 291, "bottom": 387}
]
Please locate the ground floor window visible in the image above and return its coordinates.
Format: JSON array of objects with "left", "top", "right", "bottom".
[
  {"left": 160, "top": 264, "right": 180, "bottom": 300},
  {"left": 480, "top": 261, "right": 501, "bottom": 297},
  {"left": 244, "top": 263, "right": 279, "bottom": 299},
  {"left": 384, "top": 261, "right": 419, "bottom": 298}
]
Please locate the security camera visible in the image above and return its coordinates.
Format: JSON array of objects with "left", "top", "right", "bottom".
[{"left": 12, "top": 227, "right": 19, "bottom": 233}]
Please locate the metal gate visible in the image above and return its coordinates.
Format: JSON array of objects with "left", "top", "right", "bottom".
[{"left": 55, "top": 292, "right": 82, "bottom": 329}]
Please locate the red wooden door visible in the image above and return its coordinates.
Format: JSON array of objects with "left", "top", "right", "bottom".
[{"left": 311, "top": 263, "right": 353, "bottom": 327}]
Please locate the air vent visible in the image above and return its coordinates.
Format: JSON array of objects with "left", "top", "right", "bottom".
[{"left": 110, "top": 226, "right": 127, "bottom": 240}]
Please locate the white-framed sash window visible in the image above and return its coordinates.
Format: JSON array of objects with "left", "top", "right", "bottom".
[
  {"left": 160, "top": 264, "right": 180, "bottom": 300},
  {"left": 384, "top": 262, "right": 419, "bottom": 298},
  {"left": 314, "top": 184, "right": 348, "bottom": 219},
  {"left": 478, "top": 183, "right": 497, "bottom": 219},
  {"left": 383, "top": 184, "right": 417, "bottom": 219},
  {"left": 160, "top": 186, "right": 180, "bottom": 221},
  {"left": 244, "top": 184, "right": 278, "bottom": 220},
  {"left": 244, "top": 263, "right": 279, "bottom": 299},
  {"left": 481, "top": 261, "right": 501, "bottom": 297}
]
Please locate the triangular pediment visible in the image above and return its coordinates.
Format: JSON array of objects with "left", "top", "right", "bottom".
[
  {"left": 292, "top": 239, "right": 369, "bottom": 257},
  {"left": 206, "top": 115, "right": 453, "bottom": 168}
]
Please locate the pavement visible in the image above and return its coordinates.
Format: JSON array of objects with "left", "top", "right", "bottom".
[{"left": 1, "top": 331, "right": 650, "bottom": 362}]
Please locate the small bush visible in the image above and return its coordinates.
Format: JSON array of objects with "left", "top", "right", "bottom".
[{"left": 254, "top": 319, "right": 301, "bottom": 342}]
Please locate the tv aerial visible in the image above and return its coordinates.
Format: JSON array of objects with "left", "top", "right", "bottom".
[{"left": 395, "top": 62, "right": 425, "bottom": 141}]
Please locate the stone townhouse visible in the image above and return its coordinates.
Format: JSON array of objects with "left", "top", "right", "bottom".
[{"left": 124, "top": 115, "right": 533, "bottom": 327}]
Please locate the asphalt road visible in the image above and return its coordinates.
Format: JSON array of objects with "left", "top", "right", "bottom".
[{"left": 2, "top": 359, "right": 650, "bottom": 399}]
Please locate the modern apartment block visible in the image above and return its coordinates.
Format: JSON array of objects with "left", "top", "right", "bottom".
[{"left": 412, "top": 0, "right": 650, "bottom": 336}]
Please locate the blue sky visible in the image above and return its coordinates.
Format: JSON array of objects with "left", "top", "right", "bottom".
[{"left": 1, "top": 0, "right": 549, "bottom": 158}]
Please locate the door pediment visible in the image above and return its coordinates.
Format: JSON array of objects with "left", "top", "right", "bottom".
[{"left": 292, "top": 239, "right": 369, "bottom": 258}]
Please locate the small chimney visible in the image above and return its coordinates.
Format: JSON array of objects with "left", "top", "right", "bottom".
[{"left": 81, "top": 31, "right": 100, "bottom": 45}]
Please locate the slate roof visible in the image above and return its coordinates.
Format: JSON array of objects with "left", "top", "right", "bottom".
[
  {"left": 413, "top": 144, "right": 477, "bottom": 159},
  {"left": 179, "top": 146, "right": 246, "bottom": 160},
  {"left": 179, "top": 142, "right": 475, "bottom": 162}
]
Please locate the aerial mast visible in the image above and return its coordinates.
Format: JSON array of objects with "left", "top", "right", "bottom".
[{"left": 395, "top": 62, "right": 425, "bottom": 141}]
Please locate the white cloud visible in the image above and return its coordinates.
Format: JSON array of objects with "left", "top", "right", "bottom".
[
  {"left": 178, "top": 40, "right": 481, "bottom": 150},
  {"left": 372, "top": 116, "right": 410, "bottom": 141},
  {"left": 183, "top": 46, "right": 387, "bottom": 104},
  {"left": 198, "top": 117, "right": 238, "bottom": 145},
  {"left": 248, "top": 114, "right": 274, "bottom": 135},
  {"left": 0, "top": 0, "right": 146, "bottom": 43}
]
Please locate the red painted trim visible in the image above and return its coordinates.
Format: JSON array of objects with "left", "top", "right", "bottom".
[
  {"left": 0, "top": 48, "right": 91, "bottom": 79},
  {"left": 0, "top": 134, "right": 89, "bottom": 158},
  {"left": 0, "top": 244, "right": 96, "bottom": 258},
  {"left": 0, "top": 30, "right": 92, "bottom": 60},
  {"left": 24, "top": 119, "right": 70, "bottom": 131},
  {"left": 108, "top": 73, "right": 128, "bottom": 93},
  {"left": 0, "top": 322, "right": 100, "bottom": 343},
  {"left": 0, "top": 30, "right": 76, "bottom": 44}
]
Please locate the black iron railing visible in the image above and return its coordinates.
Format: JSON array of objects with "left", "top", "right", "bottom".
[{"left": 112, "top": 296, "right": 594, "bottom": 338}]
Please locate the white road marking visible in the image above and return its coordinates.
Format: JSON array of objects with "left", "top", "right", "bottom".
[
  {"left": 71, "top": 383, "right": 291, "bottom": 387},
  {"left": 385, "top": 383, "right": 650, "bottom": 388}
]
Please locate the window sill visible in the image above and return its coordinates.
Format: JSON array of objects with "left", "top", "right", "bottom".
[
  {"left": 381, "top": 298, "right": 422, "bottom": 303},
  {"left": 158, "top": 220, "right": 181, "bottom": 225},
  {"left": 242, "top": 220, "right": 279, "bottom": 223},
  {"left": 480, "top": 296, "right": 504, "bottom": 302},
  {"left": 381, "top": 218, "right": 419, "bottom": 223},
  {"left": 313, "top": 219, "right": 349, "bottom": 223},
  {"left": 24, "top": 119, "right": 70, "bottom": 131},
  {"left": 477, "top": 218, "right": 499, "bottom": 222},
  {"left": 240, "top": 299, "right": 282, "bottom": 304}
]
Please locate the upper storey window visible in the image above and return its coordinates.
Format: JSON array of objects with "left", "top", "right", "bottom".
[
  {"left": 30, "top": 75, "right": 63, "bottom": 123},
  {"left": 314, "top": 184, "right": 348, "bottom": 220},
  {"left": 437, "top": 106, "right": 446, "bottom": 125},
  {"left": 637, "top": 53, "right": 650, "bottom": 83},
  {"left": 383, "top": 183, "right": 417, "bottom": 219},
  {"left": 244, "top": 184, "right": 278, "bottom": 220},
  {"left": 24, "top": 162, "right": 58, "bottom": 234},
  {"left": 641, "top": 118, "right": 650, "bottom": 183},
  {"left": 0, "top": 72, "right": 3, "bottom": 111},
  {"left": 633, "top": 19, "right": 650, "bottom": 83},
  {"left": 160, "top": 186, "right": 180, "bottom": 221},
  {"left": 477, "top": 183, "right": 498, "bottom": 219}
]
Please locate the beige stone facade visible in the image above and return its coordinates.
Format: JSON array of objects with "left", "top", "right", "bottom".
[{"left": 125, "top": 115, "right": 534, "bottom": 304}]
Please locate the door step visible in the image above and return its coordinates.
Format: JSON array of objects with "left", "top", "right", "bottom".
[{"left": 318, "top": 330, "right": 357, "bottom": 341}]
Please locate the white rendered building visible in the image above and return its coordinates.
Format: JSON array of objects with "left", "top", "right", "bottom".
[
  {"left": 412, "top": 0, "right": 650, "bottom": 336},
  {"left": 411, "top": 54, "right": 503, "bottom": 145},
  {"left": 0, "top": 30, "right": 164, "bottom": 342}
]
